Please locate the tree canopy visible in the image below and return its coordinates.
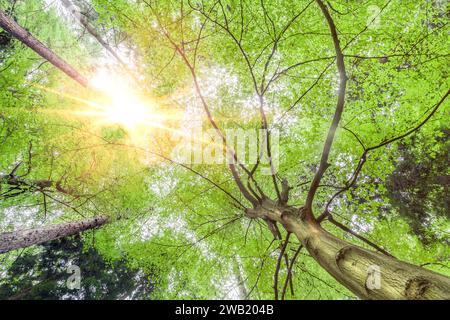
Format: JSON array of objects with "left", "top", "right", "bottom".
[{"left": 0, "top": 0, "right": 449, "bottom": 299}]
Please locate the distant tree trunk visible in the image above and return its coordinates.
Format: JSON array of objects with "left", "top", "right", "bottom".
[
  {"left": 247, "top": 200, "right": 450, "bottom": 300},
  {"left": 0, "top": 9, "right": 88, "bottom": 86},
  {"left": 0, "top": 216, "right": 108, "bottom": 254},
  {"left": 60, "top": 0, "right": 125, "bottom": 66}
]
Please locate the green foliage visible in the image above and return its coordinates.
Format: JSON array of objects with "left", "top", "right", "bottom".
[
  {"left": 0, "top": 235, "right": 157, "bottom": 299},
  {"left": 0, "top": 0, "right": 449, "bottom": 299}
]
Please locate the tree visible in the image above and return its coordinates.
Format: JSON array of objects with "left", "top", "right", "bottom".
[
  {"left": 0, "top": 8, "right": 88, "bottom": 86},
  {"left": 387, "top": 128, "right": 450, "bottom": 245},
  {"left": 0, "top": 215, "right": 108, "bottom": 253},
  {"left": 1, "top": 0, "right": 449, "bottom": 300},
  {"left": 60, "top": 0, "right": 139, "bottom": 84}
]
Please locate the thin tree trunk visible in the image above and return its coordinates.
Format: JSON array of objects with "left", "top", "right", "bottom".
[
  {"left": 0, "top": 216, "right": 108, "bottom": 254},
  {"left": 0, "top": 9, "right": 88, "bottom": 87},
  {"left": 60, "top": 0, "right": 140, "bottom": 84},
  {"left": 247, "top": 200, "right": 450, "bottom": 300}
]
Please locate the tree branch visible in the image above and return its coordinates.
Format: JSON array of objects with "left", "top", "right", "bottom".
[
  {"left": 0, "top": 9, "right": 88, "bottom": 87},
  {"left": 318, "top": 88, "right": 449, "bottom": 222}
]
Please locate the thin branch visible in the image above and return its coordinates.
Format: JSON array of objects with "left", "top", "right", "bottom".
[
  {"left": 318, "top": 88, "right": 449, "bottom": 221},
  {"left": 305, "top": 0, "right": 348, "bottom": 216},
  {"left": 274, "top": 232, "right": 290, "bottom": 300}
]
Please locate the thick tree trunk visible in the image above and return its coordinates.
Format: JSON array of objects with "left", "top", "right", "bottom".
[
  {"left": 0, "top": 216, "right": 108, "bottom": 254},
  {"left": 0, "top": 9, "right": 88, "bottom": 87},
  {"left": 247, "top": 200, "right": 450, "bottom": 300}
]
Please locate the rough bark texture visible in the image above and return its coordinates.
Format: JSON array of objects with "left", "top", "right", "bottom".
[
  {"left": 0, "top": 9, "right": 88, "bottom": 87},
  {"left": 246, "top": 200, "right": 450, "bottom": 300},
  {"left": 0, "top": 216, "right": 108, "bottom": 254}
]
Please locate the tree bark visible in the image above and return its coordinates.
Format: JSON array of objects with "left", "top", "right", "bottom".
[
  {"left": 246, "top": 200, "right": 450, "bottom": 300},
  {"left": 0, "top": 9, "right": 88, "bottom": 87},
  {"left": 0, "top": 216, "right": 108, "bottom": 254}
]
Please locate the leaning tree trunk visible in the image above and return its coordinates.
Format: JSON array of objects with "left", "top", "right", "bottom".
[
  {"left": 0, "top": 9, "right": 88, "bottom": 87},
  {"left": 60, "top": 0, "right": 125, "bottom": 66},
  {"left": 60, "top": 0, "right": 140, "bottom": 84},
  {"left": 0, "top": 216, "right": 108, "bottom": 254},
  {"left": 247, "top": 200, "right": 450, "bottom": 300}
]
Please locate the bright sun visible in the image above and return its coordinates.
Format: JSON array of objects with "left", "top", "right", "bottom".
[{"left": 86, "top": 70, "right": 160, "bottom": 132}]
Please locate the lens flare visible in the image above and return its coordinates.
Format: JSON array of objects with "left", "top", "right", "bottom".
[{"left": 87, "top": 70, "right": 160, "bottom": 131}]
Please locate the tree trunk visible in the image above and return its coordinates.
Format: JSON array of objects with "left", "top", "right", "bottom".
[
  {"left": 0, "top": 9, "right": 88, "bottom": 87},
  {"left": 233, "top": 257, "right": 248, "bottom": 300},
  {"left": 60, "top": 0, "right": 125, "bottom": 66},
  {"left": 60, "top": 0, "right": 140, "bottom": 84},
  {"left": 247, "top": 200, "right": 450, "bottom": 300},
  {"left": 0, "top": 216, "right": 108, "bottom": 254}
]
